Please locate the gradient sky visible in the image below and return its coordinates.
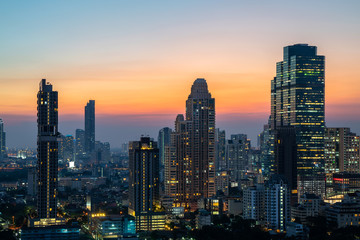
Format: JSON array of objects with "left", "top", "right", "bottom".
[{"left": 1, "top": 0, "right": 360, "bottom": 148}]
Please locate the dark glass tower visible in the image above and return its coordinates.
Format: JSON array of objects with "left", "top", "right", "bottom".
[
  {"left": 37, "top": 79, "right": 59, "bottom": 219},
  {"left": 271, "top": 44, "right": 325, "bottom": 197},
  {"left": 0, "top": 118, "right": 6, "bottom": 161},
  {"left": 128, "top": 137, "right": 164, "bottom": 231},
  {"left": 85, "top": 100, "right": 95, "bottom": 154}
]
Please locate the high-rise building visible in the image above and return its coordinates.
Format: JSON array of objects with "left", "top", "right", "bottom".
[
  {"left": 171, "top": 78, "right": 216, "bottom": 210},
  {"left": 324, "top": 127, "right": 360, "bottom": 196},
  {"left": 128, "top": 137, "right": 165, "bottom": 231},
  {"left": 226, "top": 134, "right": 250, "bottom": 182},
  {"left": 158, "top": 127, "right": 172, "bottom": 185},
  {"left": 271, "top": 44, "right": 325, "bottom": 197},
  {"left": 243, "top": 184, "right": 265, "bottom": 221},
  {"left": 265, "top": 175, "right": 291, "bottom": 232},
  {"left": 274, "top": 126, "right": 298, "bottom": 203},
  {"left": 36, "top": 79, "right": 63, "bottom": 225},
  {"left": 63, "top": 135, "right": 75, "bottom": 163},
  {"left": 325, "top": 128, "right": 360, "bottom": 174},
  {"left": 259, "top": 116, "right": 274, "bottom": 177},
  {"left": 0, "top": 118, "right": 6, "bottom": 161},
  {"left": 85, "top": 100, "right": 95, "bottom": 154},
  {"left": 158, "top": 127, "right": 172, "bottom": 167},
  {"left": 215, "top": 129, "right": 226, "bottom": 172},
  {"left": 75, "top": 129, "right": 85, "bottom": 161},
  {"left": 164, "top": 131, "right": 177, "bottom": 199}
]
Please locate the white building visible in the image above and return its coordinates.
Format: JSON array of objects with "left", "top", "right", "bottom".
[
  {"left": 243, "top": 184, "right": 264, "bottom": 221},
  {"left": 264, "top": 175, "right": 290, "bottom": 232}
]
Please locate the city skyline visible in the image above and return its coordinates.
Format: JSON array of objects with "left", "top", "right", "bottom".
[{"left": 1, "top": 1, "right": 360, "bottom": 148}]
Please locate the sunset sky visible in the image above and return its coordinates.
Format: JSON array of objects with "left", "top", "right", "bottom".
[{"left": 1, "top": 0, "right": 360, "bottom": 148}]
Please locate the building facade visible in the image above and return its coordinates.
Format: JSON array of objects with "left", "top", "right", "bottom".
[
  {"left": 265, "top": 175, "right": 290, "bottom": 232},
  {"left": 128, "top": 137, "right": 164, "bottom": 231},
  {"left": 85, "top": 100, "right": 95, "bottom": 154},
  {"left": 171, "top": 78, "right": 216, "bottom": 210},
  {"left": 226, "top": 134, "right": 250, "bottom": 182},
  {"left": 36, "top": 79, "right": 59, "bottom": 220},
  {"left": 0, "top": 118, "right": 6, "bottom": 161},
  {"left": 271, "top": 44, "right": 325, "bottom": 197}
]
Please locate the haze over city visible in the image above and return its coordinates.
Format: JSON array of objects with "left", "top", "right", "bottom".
[{"left": 1, "top": 0, "right": 360, "bottom": 148}]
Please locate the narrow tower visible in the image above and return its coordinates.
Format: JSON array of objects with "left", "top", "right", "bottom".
[{"left": 37, "top": 79, "right": 59, "bottom": 220}]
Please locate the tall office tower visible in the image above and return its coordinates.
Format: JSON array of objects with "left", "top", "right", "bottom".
[
  {"left": 36, "top": 79, "right": 60, "bottom": 222},
  {"left": 0, "top": 118, "right": 6, "bottom": 161},
  {"left": 226, "top": 134, "right": 250, "bottom": 182},
  {"left": 75, "top": 129, "right": 85, "bottom": 161},
  {"left": 128, "top": 137, "right": 165, "bottom": 231},
  {"left": 85, "top": 100, "right": 95, "bottom": 154},
  {"left": 271, "top": 44, "right": 325, "bottom": 197},
  {"left": 172, "top": 78, "right": 216, "bottom": 210},
  {"left": 274, "top": 126, "right": 298, "bottom": 204},
  {"left": 215, "top": 129, "right": 226, "bottom": 172},
  {"left": 265, "top": 175, "right": 290, "bottom": 232},
  {"left": 158, "top": 127, "right": 172, "bottom": 186},
  {"left": 259, "top": 116, "right": 274, "bottom": 177}
]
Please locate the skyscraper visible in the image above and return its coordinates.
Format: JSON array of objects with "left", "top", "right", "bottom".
[
  {"left": 259, "top": 116, "right": 274, "bottom": 177},
  {"left": 171, "top": 78, "right": 215, "bottom": 210},
  {"left": 215, "top": 129, "right": 226, "bottom": 172},
  {"left": 128, "top": 137, "right": 165, "bottom": 231},
  {"left": 75, "top": 129, "right": 85, "bottom": 161},
  {"left": 0, "top": 118, "right": 6, "bottom": 161},
  {"left": 36, "top": 79, "right": 60, "bottom": 223},
  {"left": 85, "top": 100, "right": 95, "bottom": 154},
  {"left": 158, "top": 127, "right": 172, "bottom": 185},
  {"left": 271, "top": 44, "right": 325, "bottom": 197}
]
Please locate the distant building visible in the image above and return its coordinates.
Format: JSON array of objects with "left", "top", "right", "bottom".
[
  {"left": 85, "top": 100, "right": 95, "bottom": 154},
  {"left": 325, "top": 128, "right": 360, "bottom": 196},
  {"left": 63, "top": 135, "right": 75, "bottom": 162},
  {"left": 326, "top": 201, "right": 360, "bottom": 228},
  {"left": 158, "top": 127, "right": 172, "bottom": 168},
  {"left": 333, "top": 172, "right": 360, "bottom": 195},
  {"left": 0, "top": 118, "right": 6, "bottom": 161},
  {"left": 226, "top": 134, "right": 250, "bottom": 182},
  {"left": 99, "top": 215, "right": 136, "bottom": 239},
  {"left": 215, "top": 171, "right": 229, "bottom": 196},
  {"left": 259, "top": 117, "right": 274, "bottom": 177},
  {"left": 128, "top": 137, "right": 165, "bottom": 231},
  {"left": 196, "top": 209, "right": 211, "bottom": 229},
  {"left": 292, "top": 194, "right": 321, "bottom": 224},
  {"left": 27, "top": 167, "right": 37, "bottom": 196},
  {"left": 286, "top": 222, "right": 306, "bottom": 239},
  {"left": 75, "top": 129, "right": 85, "bottom": 161},
  {"left": 215, "top": 129, "right": 226, "bottom": 172},
  {"left": 265, "top": 175, "right": 290, "bottom": 232}
]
